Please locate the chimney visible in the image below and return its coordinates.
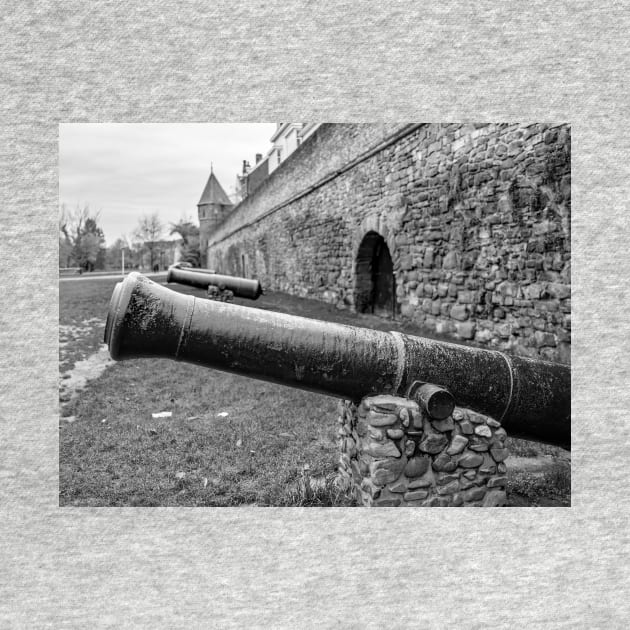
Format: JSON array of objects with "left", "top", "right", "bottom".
[
  {"left": 255, "top": 153, "right": 262, "bottom": 164},
  {"left": 242, "top": 160, "right": 250, "bottom": 174}
]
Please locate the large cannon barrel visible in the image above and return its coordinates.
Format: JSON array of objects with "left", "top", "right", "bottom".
[
  {"left": 166, "top": 266, "right": 263, "bottom": 300},
  {"left": 104, "top": 273, "right": 570, "bottom": 449}
]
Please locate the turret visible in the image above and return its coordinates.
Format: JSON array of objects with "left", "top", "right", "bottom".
[{"left": 197, "top": 165, "right": 233, "bottom": 266}]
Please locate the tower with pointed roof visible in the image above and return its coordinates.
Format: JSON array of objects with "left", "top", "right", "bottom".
[{"left": 197, "top": 166, "right": 233, "bottom": 266}]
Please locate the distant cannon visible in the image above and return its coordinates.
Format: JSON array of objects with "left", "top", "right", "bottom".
[
  {"left": 104, "top": 273, "right": 570, "bottom": 449},
  {"left": 170, "top": 262, "right": 216, "bottom": 273},
  {"left": 166, "top": 265, "right": 263, "bottom": 301}
]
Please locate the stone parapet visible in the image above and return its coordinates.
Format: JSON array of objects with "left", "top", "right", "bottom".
[{"left": 338, "top": 394, "right": 508, "bottom": 507}]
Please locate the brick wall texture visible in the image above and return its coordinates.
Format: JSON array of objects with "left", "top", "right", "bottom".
[{"left": 207, "top": 123, "right": 571, "bottom": 363}]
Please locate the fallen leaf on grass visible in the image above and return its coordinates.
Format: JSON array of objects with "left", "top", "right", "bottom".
[
  {"left": 202, "top": 477, "right": 208, "bottom": 488},
  {"left": 186, "top": 416, "right": 200, "bottom": 421},
  {"left": 152, "top": 411, "right": 172, "bottom": 419},
  {"left": 175, "top": 471, "right": 186, "bottom": 480},
  {"left": 236, "top": 439, "right": 242, "bottom": 447},
  {"left": 216, "top": 412, "right": 229, "bottom": 418}
]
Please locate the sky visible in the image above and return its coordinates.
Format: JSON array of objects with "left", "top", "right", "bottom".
[{"left": 59, "top": 123, "right": 277, "bottom": 245}]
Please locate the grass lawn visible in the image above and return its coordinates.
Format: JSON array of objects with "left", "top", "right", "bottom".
[{"left": 59, "top": 276, "right": 570, "bottom": 507}]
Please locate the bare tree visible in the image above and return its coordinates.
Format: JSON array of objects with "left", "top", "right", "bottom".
[
  {"left": 59, "top": 203, "right": 106, "bottom": 270},
  {"left": 133, "top": 212, "right": 164, "bottom": 270},
  {"left": 59, "top": 204, "right": 73, "bottom": 267}
]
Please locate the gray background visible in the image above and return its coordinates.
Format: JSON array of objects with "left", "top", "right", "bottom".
[{"left": 1, "top": 1, "right": 628, "bottom": 627}]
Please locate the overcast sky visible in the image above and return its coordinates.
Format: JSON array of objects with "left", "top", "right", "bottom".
[{"left": 59, "top": 123, "right": 276, "bottom": 245}]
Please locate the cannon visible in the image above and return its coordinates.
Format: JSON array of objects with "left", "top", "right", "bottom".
[
  {"left": 166, "top": 265, "right": 263, "bottom": 300},
  {"left": 170, "top": 262, "right": 216, "bottom": 273},
  {"left": 104, "top": 273, "right": 570, "bottom": 449}
]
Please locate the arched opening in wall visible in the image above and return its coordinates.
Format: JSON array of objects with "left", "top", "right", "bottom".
[{"left": 355, "top": 231, "right": 396, "bottom": 318}]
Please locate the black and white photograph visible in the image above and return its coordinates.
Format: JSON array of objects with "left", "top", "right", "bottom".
[{"left": 59, "top": 122, "right": 571, "bottom": 507}]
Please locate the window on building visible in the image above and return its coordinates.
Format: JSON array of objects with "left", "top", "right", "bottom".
[{"left": 277, "top": 149, "right": 282, "bottom": 165}]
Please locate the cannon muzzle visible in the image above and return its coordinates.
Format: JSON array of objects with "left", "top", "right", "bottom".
[
  {"left": 105, "top": 273, "right": 570, "bottom": 449},
  {"left": 166, "top": 266, "right": 263, "bottom": 300}
]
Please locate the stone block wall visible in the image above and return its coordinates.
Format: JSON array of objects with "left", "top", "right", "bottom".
[
  {"left": 208, "top": 123, "right": 570, "bottom": 363},
  {"left": 337, "top": 395, "right": 508, "bottom": 507}
]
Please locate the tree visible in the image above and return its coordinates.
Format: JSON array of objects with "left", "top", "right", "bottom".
[
  {"left": 59, "top": 203, "right": 77, "bottom": 267},
  {"left": 59, "top": 203, "right": 106, "bottom": 271},
  {"left": 59, "top": 231, "right": 73, "bottom": 268},
  {"left": 130, "top": 240, "right": 145, "bottom": 269},
  {"left": 59, "top": 205, "right": 72, "bottom": 267},
  {"left": 133, "top": 213, "right": 164, "bottom": 270},
  {"left": 78, "top": 217, "right": 106, "bottom": 271},
  {"left": 105, "top": 236, "right": 131, "bottom": 270},
  {"left": 170, "top": 219, "right": 201, "bottom": 267}
]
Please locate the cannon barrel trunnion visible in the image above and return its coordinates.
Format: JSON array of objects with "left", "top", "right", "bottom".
[{"left": 104, "top": 273, "right": 570, "bottom": 449}]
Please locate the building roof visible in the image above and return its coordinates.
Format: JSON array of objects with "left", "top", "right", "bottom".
[
  {"left": 198, "top": 168, "right": 233, "bottom": 206},
  {"left": 270, "top": 122, "right": 304, "bottom": 143}
]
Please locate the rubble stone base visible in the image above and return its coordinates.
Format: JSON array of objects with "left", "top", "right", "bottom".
[
  {"left": 207, "top": 285, "right": 234, "bottom": 302},
  {"left": 338, "top": 395, "right": 508, "bottom": 507}
]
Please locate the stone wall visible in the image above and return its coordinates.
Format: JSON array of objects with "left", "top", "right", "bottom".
[
  {"left": 338, "top": 395, "right": 508, "bottom": 507},
  {"left": 207, "top": 123, "right": 570, "bottom": 363}
]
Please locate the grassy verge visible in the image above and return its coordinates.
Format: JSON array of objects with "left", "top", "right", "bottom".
[
  {"left": 59, "top": 277, "right": 121, "bottom": 373},
  {"left": 507, "top": 463, "right": 571, "bottom": 507},
  {"left": 503, "top": 437, "right": 570, "bottom": 505},
  {"left": 60, "top": 358, "right": 356, "bottom": 506},
  {"left": 506, "top": 436, "right": 567, "bottom": 459}
]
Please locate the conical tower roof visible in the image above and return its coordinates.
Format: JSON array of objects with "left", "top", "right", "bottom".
[{"left": 198, "top": 167, "right": 232, "bottom": 206}]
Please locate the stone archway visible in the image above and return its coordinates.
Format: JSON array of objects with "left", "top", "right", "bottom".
[{"left": 355, "top": 231, "right": 396, "bottom": 318}]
